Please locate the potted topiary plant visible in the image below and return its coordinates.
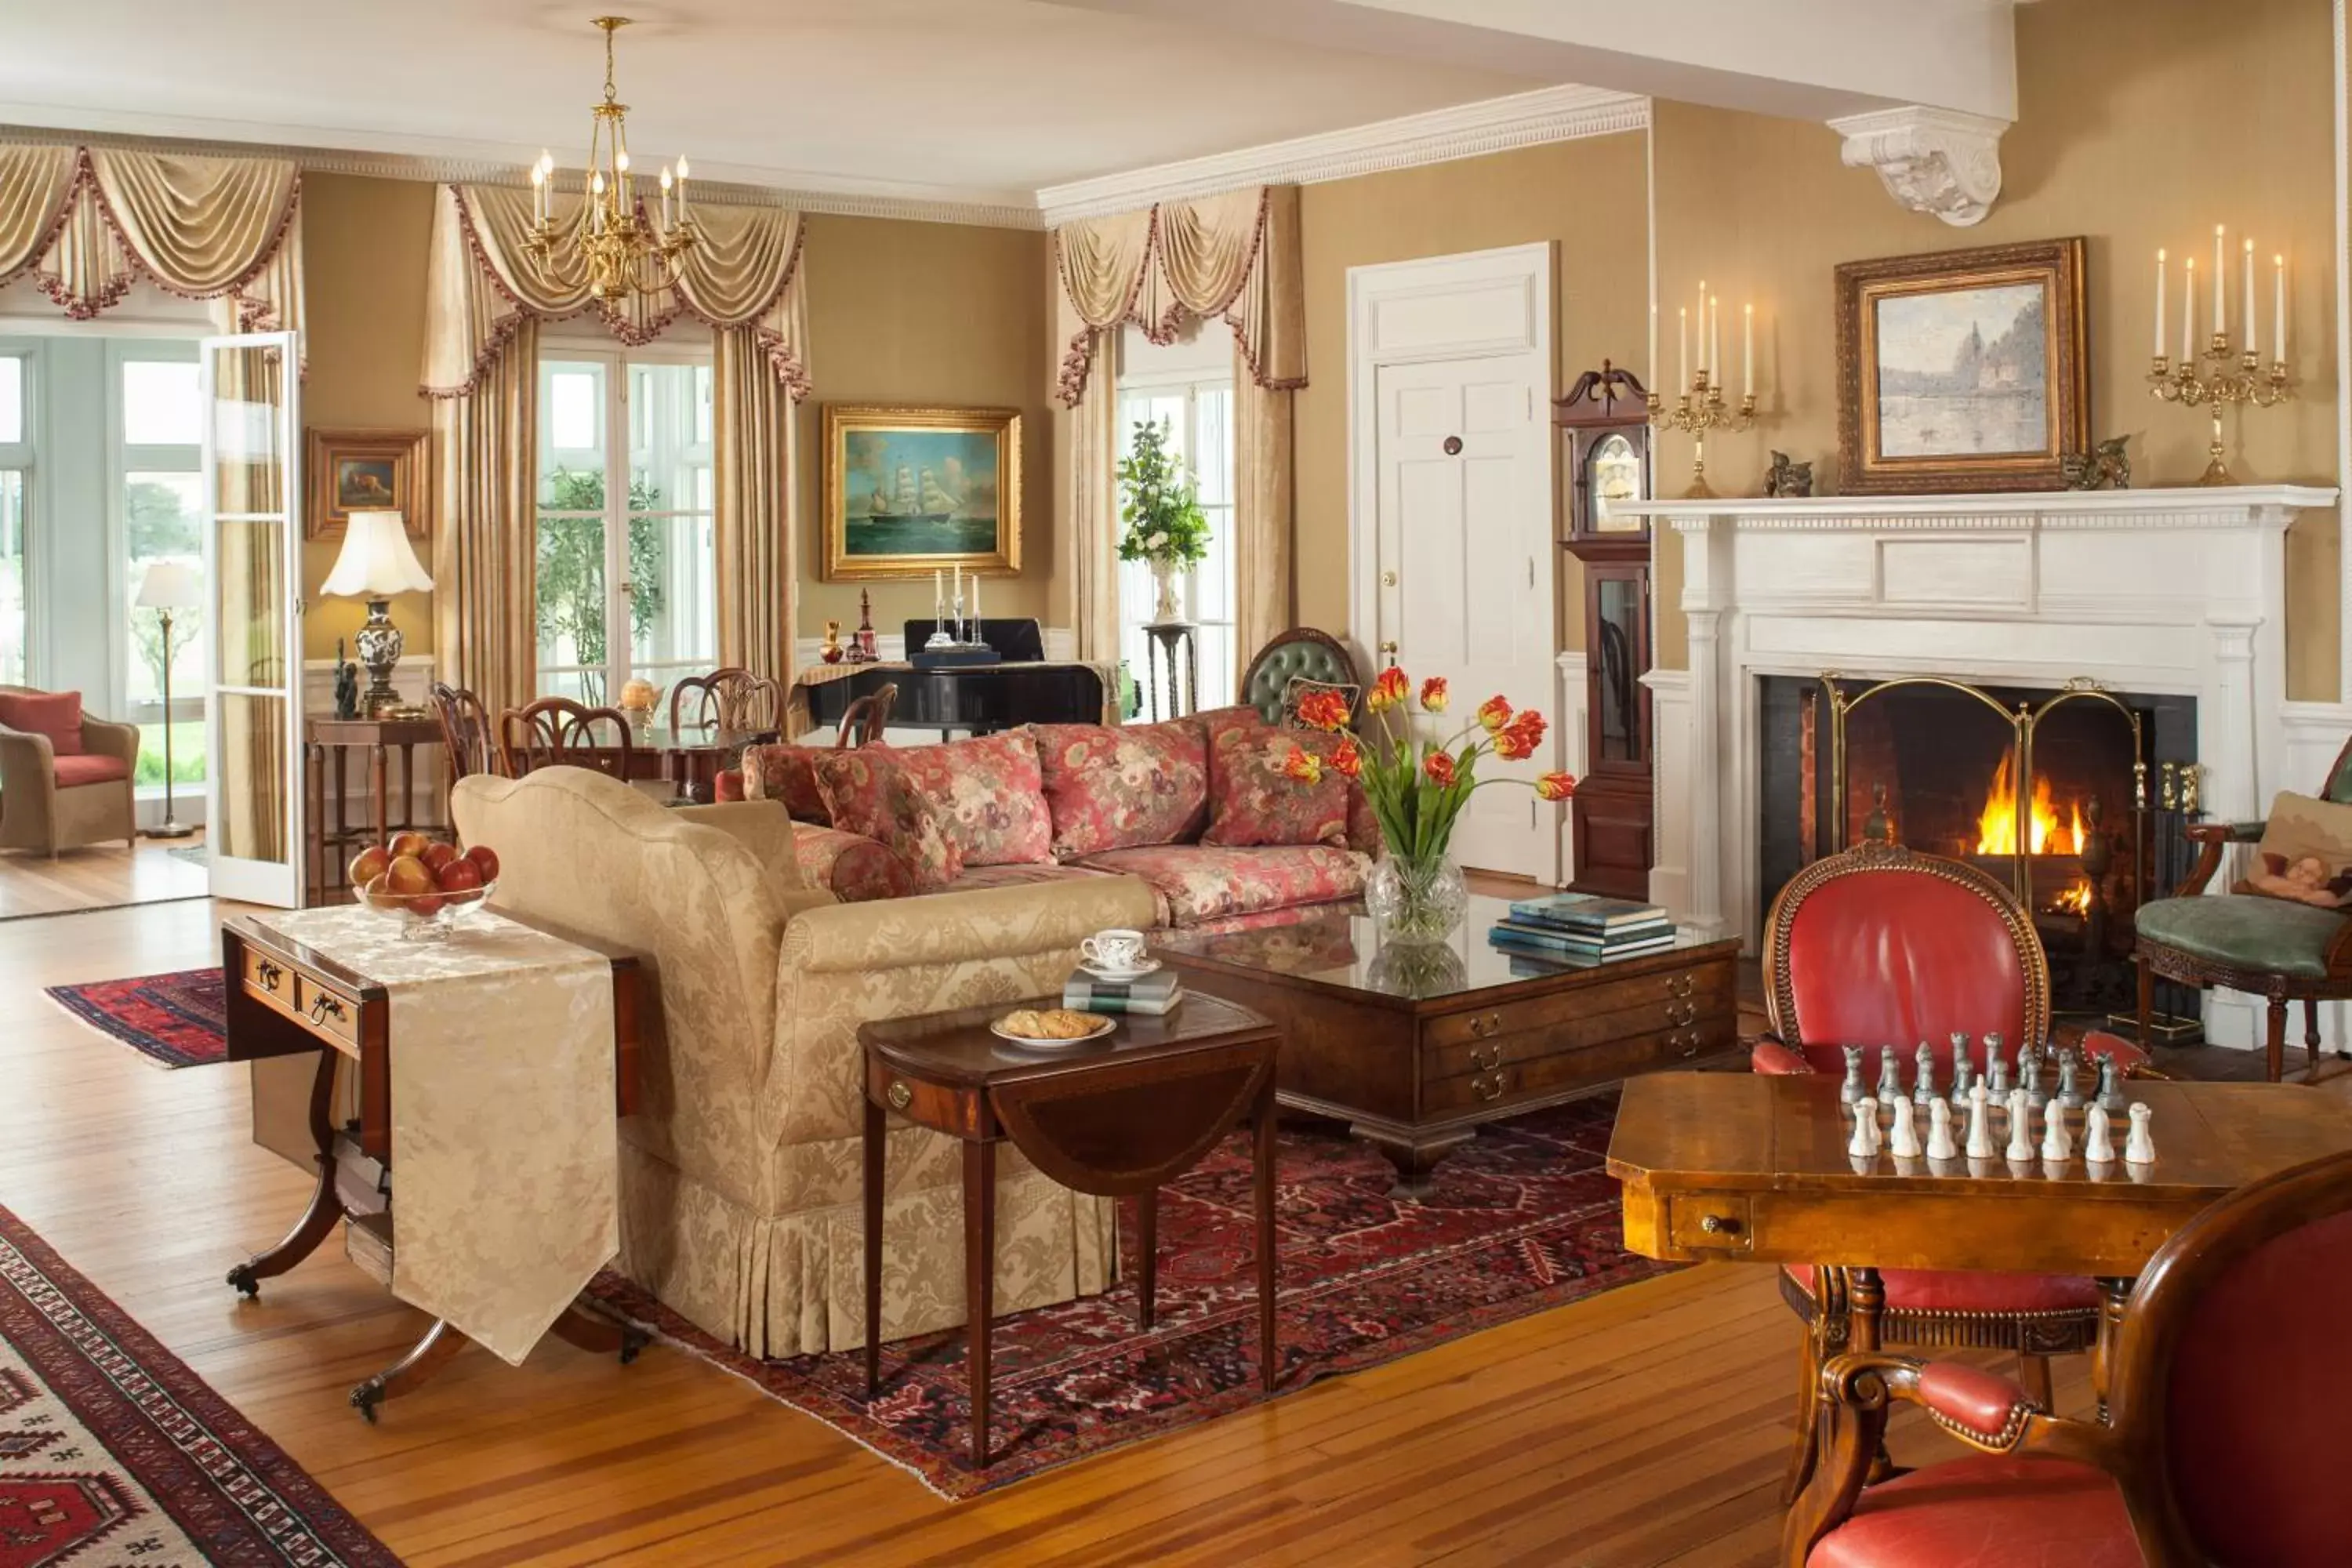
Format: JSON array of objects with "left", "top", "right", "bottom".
[{"left": 1116, "top": 417, "right": 1211, "bottom": 622}]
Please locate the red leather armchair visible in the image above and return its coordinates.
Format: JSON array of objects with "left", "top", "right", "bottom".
[
  {"left": 1787, "top": 1146, "right": 2352, "bottom": 1568},
  {"left": 1755, "top": 837, "right": 2151, "bottom": 1502}
]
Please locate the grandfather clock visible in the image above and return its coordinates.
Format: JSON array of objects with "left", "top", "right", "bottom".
[{"left": 1555, "top": 362, "right": 1656, "bottom": 899}]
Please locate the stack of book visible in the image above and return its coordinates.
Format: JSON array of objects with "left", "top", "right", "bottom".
[
  {"left": 1062, "top": 967, "right": 1185, "bottom": 1015},
  {"left": 1488, "top": 892, "right": 1676, "bottom": 964}
]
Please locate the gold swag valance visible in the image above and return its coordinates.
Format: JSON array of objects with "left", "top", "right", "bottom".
[
  {"left": 421, "top": 183, "right": 809, "bottom": 398},
  {"left": 1052, "top": 183, "right": 1302, "bottom": 405},
  {"left": 0, "top": 143, "right": 302, "bottom": 334}
]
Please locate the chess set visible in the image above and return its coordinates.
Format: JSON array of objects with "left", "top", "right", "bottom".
[{"left": 1838, "top": 1034, "right": 2158, "bottom": 1175}]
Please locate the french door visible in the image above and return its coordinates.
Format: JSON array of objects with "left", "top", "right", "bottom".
[{"left": 200, "top": 331, "right": 303, "bottom": 907}]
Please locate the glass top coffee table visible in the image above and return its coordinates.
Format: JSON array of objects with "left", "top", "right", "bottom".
[{"left": 1156, "top": 895, "right": 1742, "bottom": 1196}]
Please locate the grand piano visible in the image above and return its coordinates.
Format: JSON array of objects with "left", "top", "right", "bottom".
[{"left": 796, "top": 619, "right": 1112, "bottom": 740}]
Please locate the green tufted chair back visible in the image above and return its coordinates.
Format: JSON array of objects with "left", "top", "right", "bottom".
[
  {"left": 2325, "top": 735, "right": 2352, "bottom": 804},
  {"left": 1239, "top": 629, "right": 1363, "bottom": 726}
]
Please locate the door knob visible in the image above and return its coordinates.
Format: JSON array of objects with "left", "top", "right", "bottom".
[
  {"left": 1443, "top": 435, "right": 1463, "bottom": 456},
  {"left": 1381, "top": 570, "right": 1399, "bottom": 588},
  {"left": 1378, "top": 640, "right": 1399, "bottom": 659}
]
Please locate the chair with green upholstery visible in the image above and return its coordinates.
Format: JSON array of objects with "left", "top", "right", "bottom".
[
  {"left": 1237, "top": 628, "right": 1361, "bottom": 727},
  {"left": 2134, "top": 735, "right": 2352, "bottom": 1082}
]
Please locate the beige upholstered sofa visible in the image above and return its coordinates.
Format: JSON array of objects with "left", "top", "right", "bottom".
[{"left": 447, "top": 766, "right": 1156, "bottom": 1357}]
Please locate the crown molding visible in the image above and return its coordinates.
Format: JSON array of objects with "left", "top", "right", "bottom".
[{"left": 1034, "top": 84, "right": 1650, "bottom": 226}]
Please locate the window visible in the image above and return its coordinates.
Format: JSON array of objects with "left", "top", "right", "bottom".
[
  {"left": 114, "top": 346, "right": 205, "bottom": 788},
  {"left": 535, "top": 350, "right": 717, "bottom": 703},
  {"left": 1116, "top": 368, "right": 1236, "bottom": 709},
  {"left": 0, "top": 353, "right": 25, "bottom": 686}
]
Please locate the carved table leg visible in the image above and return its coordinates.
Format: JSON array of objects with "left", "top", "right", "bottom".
[
  {"left": 350, "top": 1318, "right": 467, "bottom": 1423},
  {"left": 1136, "top": 1187, "right": 1158, "bottom": 1331},
  {"left": 2092, "top": 1276, "right": 2132, "bottom": 1422},
  {"left": 863, "top": 1094, "right": 885, "bottom": 1396},
  {"left": 1781, "top": 1311, "right": 1825, "bottom": 1506},
  {"left": 965, "top": 1139, "right": 996, "bottom": 1469},
  {"left": 2265, "top": 994, "right": 2288, "bottom": 1083},
  {"left": 1845, "top": 1266, "right": 1897, "bottom": 1484},
  {"left": 1352, "top": 1123, "right": 1473, "bottom": 1201},
  {"left": 550, "top": 1303, "right": 648, "bottom": 1364},
  {"left": 2304, "top": 997, "right": 2324, "bottom": 1078},
  {"left": 227, "top": 1049, "right": 345, "bottom": 1298},
  {"left": 1254, "top": 1069, "right": 1279, "bottom": 1394}
]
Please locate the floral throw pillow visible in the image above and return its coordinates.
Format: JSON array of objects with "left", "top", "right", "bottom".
[
  {"left": 1202, "top": 724, "right": 1351, "bottom": 848},
  {"left": 812, "top": 751, "right": 964, "bottom": 893},
  {"left": 739, "top": 743, "right": 830, "bottom": 823},
  {"left": 880, "top": 731, "right": 1056, "bottom": 866},
  {"left": 1032, "top": 719, "right": 1210, "bottom": 858}
]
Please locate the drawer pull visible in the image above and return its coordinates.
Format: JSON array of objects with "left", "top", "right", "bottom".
[
  {"left": 886, "top": 1080, "right": 913, "bottom": 1111},
  {"left": 1676, "top": 1032, "right": 1701, "bottom": 1058},
  {"left": 1471, "top": 1070, "right": 1508, "bottom": 1103},
  {"left": 256, "top": 960, "right": 284, "bottom": 993},
  {"left": 1466, "top": 1011, "right": 1504, "bottom": 1039},
  {"left": 1699, "top": 1213, "right": 1742, "bottom": 1237},
  {"left": 1667, "top": 974, "right": 1695, "bottom": 998},
  {"left": 1665, "top": 1000, "right": 1697, "bottom": 1026},
  {"left": 309, "top": 992, "right": 347, "bottom": 1025},
  {"left": 1469, "top": 1043, "right": 1501, "bottom": 1073}
]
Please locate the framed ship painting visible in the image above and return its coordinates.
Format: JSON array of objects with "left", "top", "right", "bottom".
[
  {"left": 1836, "top": 238, "right": 2087, "bottom": 494},
  {"left": 820, "top": 405, "right": 1022, "bottom": 579}
]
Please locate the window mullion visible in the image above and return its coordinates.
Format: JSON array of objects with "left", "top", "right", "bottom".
[{"left": 606, "top": 352, "right": 630, "bottom": 695}]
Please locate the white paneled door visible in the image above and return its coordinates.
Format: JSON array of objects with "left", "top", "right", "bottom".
[{"left": 1371, "top": 354, "right": 1554, "bottom": 878}]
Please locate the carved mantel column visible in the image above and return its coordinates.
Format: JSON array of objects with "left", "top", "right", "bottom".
[{"left": 1828, "top": 106, "right": 2010, "bottom": 227}]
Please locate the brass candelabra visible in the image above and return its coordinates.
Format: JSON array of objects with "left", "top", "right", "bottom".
[
  {"left": 2147, "top": 333, "right": 2289, "bottom": 486},
  {"left": 1646, "top": 371, "right": 1757, "bottom": 498}
]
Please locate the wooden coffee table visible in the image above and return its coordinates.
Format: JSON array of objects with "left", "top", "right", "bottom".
[
  {"left": 1156, "top": 895, "right": 1740, "bottom": 1196},
  {"left": 858, "top": 992, "right": 1281, "bottom": 1468}
]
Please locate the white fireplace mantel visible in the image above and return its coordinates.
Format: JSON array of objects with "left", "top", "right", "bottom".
[{"left": 1611, "top": 485, "right": 2337, "bottom": 1039}]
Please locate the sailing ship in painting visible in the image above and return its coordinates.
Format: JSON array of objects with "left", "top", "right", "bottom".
[{"left": 866, "top": 464, "right": 963, "bottom": 525}]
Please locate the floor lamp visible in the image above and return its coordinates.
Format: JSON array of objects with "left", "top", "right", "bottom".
[{"left": 135, "top": 561, "right": 201, "bottom": 840}]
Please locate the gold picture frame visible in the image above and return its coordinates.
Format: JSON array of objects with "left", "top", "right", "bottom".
[
  {"left": 820, "top": 405, "right": 1022, "bottom": 580},
  {"left": 1836, "top": 238, "right": 2088, "bottom": 495},
  {"left": 307, "top": 427, "right": 428, "bottom": 539}
]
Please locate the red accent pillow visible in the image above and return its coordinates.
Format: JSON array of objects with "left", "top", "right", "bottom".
[
  {"left": 1203, "top": 724, "right": 1350, "bottom": 848},
  {"left": 1032, "top": 719, "right": 1209, "bottom": 858},
  {"left": 874, "top": 731, "right": 1054, "bottom": 867},
  {"left": 713, "top": 768, "right": 746, "bottom": 803},
  {"left": 740, "top": 743, "right": 829, "bottom": 822},
  {"left": 812, "top": 751, "right": 964, "bottom": 893},
  {"left": 0, "top": 690, "right": 84, "bottom": 757}
]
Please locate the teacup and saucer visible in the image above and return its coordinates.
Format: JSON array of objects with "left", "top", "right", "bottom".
[{"left": 1078, "top": 927, "right": 1159, "bottom": 980}]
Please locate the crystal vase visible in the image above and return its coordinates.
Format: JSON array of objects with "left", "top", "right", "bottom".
[{"left": 1365, "top": 850, "right": 1468, "bottom": 943}]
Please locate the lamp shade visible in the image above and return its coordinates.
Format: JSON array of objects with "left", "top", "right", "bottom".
[
  {"left": 135, "top": 559, "right": 203, "bottom": 610},
  {"left": 321, "top": 510, "right": 434, "bottom": 597}
]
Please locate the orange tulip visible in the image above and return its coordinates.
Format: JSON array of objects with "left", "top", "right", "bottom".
[
  {"left": 1281, "top": 746, "right": 1324, "bottom": 785},
  {"left": 1368, "top": 666, "right": 1410, "bottom": 713},
  {"left": 1331, "top": 736, "right": 1363, "bottom": 779},
  {"left": 1476, "top": 695, "right": 1513, "bottom": 732},
  {"left": 1423, "top": 750, "right": 1457, "bottom": 787},
  {"left": 1419, "top": 677, "right": 1449, "bottom": 713},
  {"left": 1536, "top": 771, "right": 1577, "bottom": 801},
  {"left": 1293, "top": 686, "right": 1352, "bottom": 731},
  {"left": 1494, "top": 711, "right": 1547, "bottom": 760}
]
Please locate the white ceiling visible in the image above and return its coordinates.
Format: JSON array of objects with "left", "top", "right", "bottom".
[{"left": 0, "top": 0, "right": 1541, "bottom": 207}]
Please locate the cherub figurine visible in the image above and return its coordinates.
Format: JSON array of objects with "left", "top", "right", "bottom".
[{"left": 2241, "top": 853, "right": 2352, "bottom": 908}]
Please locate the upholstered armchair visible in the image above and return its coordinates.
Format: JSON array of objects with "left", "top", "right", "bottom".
[
  {"left": 1238, "top": 627, "right": 1360, "bottom": 726},
  {"left": 2133, "top": 732, "right": 2352, "bottom": 1083},
  {"left": 1754, "top": 836, "right": 2151, "bottom": 1501},
  {"left": 1785, "top": 1146, "right": 2352, "bottom": 1568},
  {"left": 0, "top": 686, "right": 140, "bottom": 855}
]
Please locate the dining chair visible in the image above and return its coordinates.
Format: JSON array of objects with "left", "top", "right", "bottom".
[
  {"left": 1786, "top": 1145, "right": 2352, "bottom": 1567},
  {"left": 499, "top": 697, "right": 637, "bottom": 781},
  {"left": 428, "top": 682, "right": 502, "bottom": 780},
  {"left": 668, "top": 666, "right": 750, "bottom": 738},
  {"left": 834, "top": 683, "right": 897, "bottom": 749},
  {"left": 718, "top": 673, "right": 785, "bottom": 737}
]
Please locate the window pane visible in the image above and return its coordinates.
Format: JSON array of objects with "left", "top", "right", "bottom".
[
  {"left": 136, "top": 719, "right": 205, "bottom": 786},
  {"left": 1195, "top": 385, "right": 1232, "bottom": 506},
  {"left": 0, "top": 357, "right": 21, "bottom": 445},
  {"left": 627, "top": 514, "right": 717, "bottom": 672},
  {"left": 549, "top": 366, "right": 601, "bottom": 452},
  {"left": 122, "top": 359, "right": 200, "bottom": 445},
  {"left": 536, "top": 512, "right": 610, "bottom": 704},
  {"left": 125, "top": 472, "right": 205, "bottom": 709},
  {"left": 0, "top": 471, "right": 24, "bottom": 685}
]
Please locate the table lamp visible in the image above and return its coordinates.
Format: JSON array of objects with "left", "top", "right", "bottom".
[
  {"left": 322, "top": 510, "right": 434, "bottom": 717},
  {"left": 134, "top": 559, "right": 202, "bottom": 839}
]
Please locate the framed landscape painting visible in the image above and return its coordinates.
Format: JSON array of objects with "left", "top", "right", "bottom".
[
  {"left": 1836, "top": 238, "right": 2087, "bottom": 494},
  {"left": 820, "top": 405, "right": 1022, "bottom": 579},
  {"left": 306, "top": 428, "right": 428, "bottom": 539}
]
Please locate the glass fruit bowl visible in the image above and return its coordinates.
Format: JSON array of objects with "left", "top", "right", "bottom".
[{"left": 355, "top": 878, "right": 498, "bottom": 942}]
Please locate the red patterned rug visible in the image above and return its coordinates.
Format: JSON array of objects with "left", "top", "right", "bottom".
[
  {"left": 0, "top": 1201, "right": 401, "bottom": 1565},
  {"left": 586, "top": 1091, "right": 1674, "bottom": 1499},
  {"left": 44, "top": 968, "right": 226, "bottom": 1069}
]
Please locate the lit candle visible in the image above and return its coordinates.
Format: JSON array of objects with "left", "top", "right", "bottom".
[
  {"left": 2154, "top": 249, "right": 2166, "bottom": 360},
  {"left": 2212, "top": 224, "right": 2226, "bottom": 339},
  {"left": 590, "top": 169, "right": 605, "bottom": 233},
  {"left": 2182, "top": 256, "right": 2195, "bottom": 358},
  {"left": 615, "top": 146, "right": 631, "bottom": 209},
  {"left": 1696, "top": 280, "right": 1708, "bottom": 374},
  {"left": 2274, "top": 253, "right": 2288, "bottom": 364},
  {"left": 2244, "top": 237, "right": 2256, "bottom": 354},
  {"left": 676, "top": 154, "right": 691, "bottom": 217},
  {"left": 971, "top": 572, "right": 981, "bottom": 625},
  {"left": 530, "top": 162, "right": 545, "bottom": 224},
  {"left": 659, "top": 165, "right": 673, "bottom": 229},
  {"left": 934, "top": 568, "right": 943, "bottom": 619},
  {"left": 1678, "top": 307, "right": 1688, "bottom": 391},
  {"left": 1708, "top": 296, "right": 1720, "bottom": 390},
  {"left": 1648, "top": 302, "right": 1657, "bottom": 392},
  {"left": 1743, "top": 303, "right": 1754, "bottom": 398}
]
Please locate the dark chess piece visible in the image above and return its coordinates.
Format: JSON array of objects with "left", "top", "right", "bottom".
[{"left": 332, "top": 638, "right": 360, "bottom": 720}]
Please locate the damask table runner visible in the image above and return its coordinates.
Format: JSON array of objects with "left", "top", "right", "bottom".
[{"left": 252, "top": 907, "right": 618, "bottom": 1364}]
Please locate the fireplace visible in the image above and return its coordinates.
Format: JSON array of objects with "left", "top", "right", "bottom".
[{"left": 1759, "top": 675, "right": 2199, "bottom": 1019}]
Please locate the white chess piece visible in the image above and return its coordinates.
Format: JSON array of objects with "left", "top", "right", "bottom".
[
  {"left": 2083, "top": 1102, "right": 2115, "bottom": 1164},
  {"left": 2041, "top": 1098, "right": 2073, "bottom": 1161},
  {"left": 1965, "top": 1083, "right": 1994, "bottom": 1159},
  {"left": 1889, "top": 1096, "right": 1920, "bottom": 1158},
  {"left": 2125, "top": 1102, "right": 2156, "bottom": 1165},
  {"left": 1926, "top": 1098, "right": 1958, "bottom": 1160},
  {"left": 1849, "top": 1095, "right": 1881, "bottom": 1158},
  {"left": 2004, "top": 1089, "right": 2034, "bottom": 1160}
]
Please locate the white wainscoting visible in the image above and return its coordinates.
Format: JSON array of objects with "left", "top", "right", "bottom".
[
  {"left": 1642, "top": 667, "right": 1693, "bottom": 922},
  {"left": 1553, "top": 650, "right": 1588, "bottom": 884},
  {"left": 299, "top": 654, "right": 445, "bottom": 829}
]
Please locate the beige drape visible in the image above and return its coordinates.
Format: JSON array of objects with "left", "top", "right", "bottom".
[
  {"left": 432, "top": 317, "right": 541, "bottom": 721},
  {"left": 0, "top": 144, "right": 302, "bottom": 335},
  {"left": 1051, "top": 186, "right": 1301, "bottom": 674},
  {"left": 713, "top": 325, "right": 797, "bottom": 684}
]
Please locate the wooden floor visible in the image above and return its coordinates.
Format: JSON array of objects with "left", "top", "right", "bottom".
[
  {"left": 0, "top": 897, "right": 2279, "bottom": 1566},
  {"left": 0, "top": 829, "right": 209, "bottom": 920}
]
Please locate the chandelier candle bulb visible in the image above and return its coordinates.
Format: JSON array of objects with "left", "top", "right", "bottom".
[
  {"left": 677, "top": 154, "right": 690, "bottom": 216},
  {"left": 659, "top": 165, "right": 672, "bottom": 227}
]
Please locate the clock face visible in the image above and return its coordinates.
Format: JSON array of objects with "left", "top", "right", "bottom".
[{"left": 1589, "top": 433, "right": 1646, "bottom": 531}]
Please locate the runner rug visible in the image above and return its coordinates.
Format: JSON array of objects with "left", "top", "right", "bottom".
[
  {"left": 586, "top": 1091, "right": 1675, "bottom": 1500},
  {"left": 43, "top": 967, "right": 227, "bottom": 1069},
  {"left": 0, "top": 1201, "right": 401, "bottom": 1565}
]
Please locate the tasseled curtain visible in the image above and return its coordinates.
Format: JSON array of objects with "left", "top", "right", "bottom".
[
  {"left": 422, "top": 183, "right": 810, "bottom": 710},
  {"left": 0, "top": 143, "right": 303, "bottom": 339},
  {"left": 1052, "top": 186, "right": 1302, "bottom": 677}
]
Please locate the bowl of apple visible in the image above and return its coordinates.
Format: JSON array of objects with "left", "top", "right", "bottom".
[{"left": 350, "top": 832, "right": 502, "bottom": 941}]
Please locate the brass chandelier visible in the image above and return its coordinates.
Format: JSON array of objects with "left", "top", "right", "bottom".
[{"left": 524, "top": 16, "right": 699, "bottom": 303}]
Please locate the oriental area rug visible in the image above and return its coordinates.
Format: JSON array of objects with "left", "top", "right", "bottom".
[
  {"left": 44, "top": 967, "right": 227, "bottom": 1069},
  {"left": 586, "top": 1091, "right": 1675, "bottom": 1500},
  {"left": 0, "top": 1201, "right": 401, "bottom": 1566}
]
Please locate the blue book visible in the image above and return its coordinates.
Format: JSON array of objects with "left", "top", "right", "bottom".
[
  {"left": 1490, "top": 924, "right": 1675, "bottom": 958},
  {"left": 1507, "top": 891, "right": 1669, "bottom": 933},
  {"left": 1487, "top": 932, "right": 1659, "bottom": 967},
  {"left": 1492, "top": 918, "right": 1675, "bottom": 952}
]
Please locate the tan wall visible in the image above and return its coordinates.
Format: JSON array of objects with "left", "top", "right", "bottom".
[
  {"left": 1650, "top": 0, "right": 2340, "bottom": 691},
  {"left": 794, "top": 215, "right": 1053, "bottom": 643},
  {"left": 1294, "top": 132, "right": 1653, "bottom": 647},
  {"left": 297, "top": 172, "right": 437, "bottom": 660}
]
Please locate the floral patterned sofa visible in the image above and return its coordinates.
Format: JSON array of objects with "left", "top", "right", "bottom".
[{"left": 740, "top": 710, "right": 1377, "bottom": 929}]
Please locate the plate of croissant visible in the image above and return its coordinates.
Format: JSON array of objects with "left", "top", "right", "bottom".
[{"left": 990, "top": 1007, "right": 1117, "bottom": 1048}]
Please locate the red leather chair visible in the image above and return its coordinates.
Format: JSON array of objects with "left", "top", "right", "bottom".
[
  {"left": 1755, "top": 837, "right": 2151, "bottom": 1501},
  {"left": 1787, "top": 1145, "right": 2352, "bottom": 1568}
]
